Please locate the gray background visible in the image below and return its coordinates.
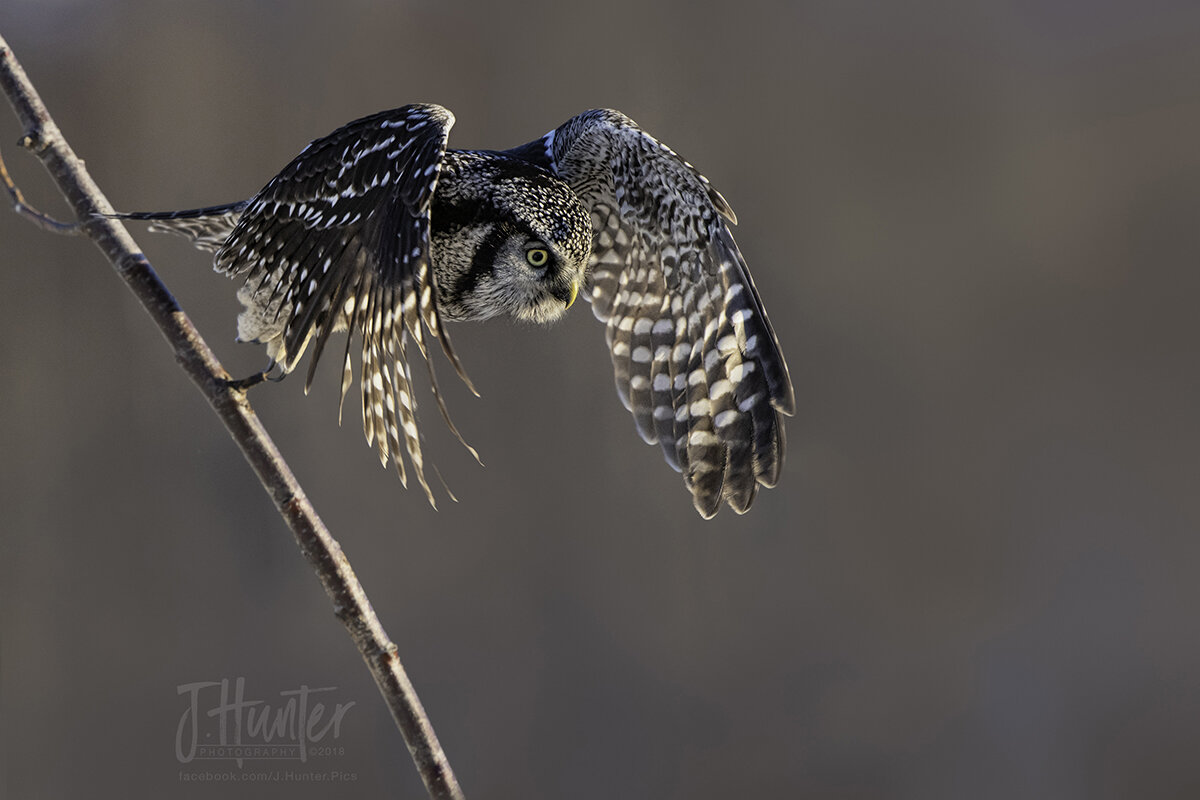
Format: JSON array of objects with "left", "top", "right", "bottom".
[{"left": 3, "top": 1, "right": 1200, "bottom": 798}]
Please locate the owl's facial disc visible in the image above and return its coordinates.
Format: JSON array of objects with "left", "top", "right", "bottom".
[{"left": 507, "top": 235, "right": 582, "bottom": 323}]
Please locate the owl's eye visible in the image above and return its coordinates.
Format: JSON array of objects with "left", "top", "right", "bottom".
[{"left": 526, "top": 248, "right": 550, "bottom": 268}]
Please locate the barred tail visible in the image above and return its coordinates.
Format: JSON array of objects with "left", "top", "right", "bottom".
[{"left": 108, "top": 202, "right": 250, "bottom": 252}]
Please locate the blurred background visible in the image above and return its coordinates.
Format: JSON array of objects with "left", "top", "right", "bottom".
[{"left": 3, "top": 1, "right": 1200, "bottom": 798}]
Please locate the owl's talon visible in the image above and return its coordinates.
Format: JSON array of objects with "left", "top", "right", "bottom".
[{"left": 227, "top": 369, "right": 270, "bottom": 392}]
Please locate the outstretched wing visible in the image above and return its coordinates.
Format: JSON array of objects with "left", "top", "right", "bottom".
[
  {"left": 216, "top": 103, "right": 473, "bottom": 504},
  {"left": 509, "top": 110, "right": 795, "bottom": 518}
]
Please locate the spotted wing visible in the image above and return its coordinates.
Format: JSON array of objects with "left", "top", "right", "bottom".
[
  {"left": 511, "top": 110, "right": 795, "bottom": 517},
  {"left": 215, "top": 104, "right": 472, "bottom": 504}
]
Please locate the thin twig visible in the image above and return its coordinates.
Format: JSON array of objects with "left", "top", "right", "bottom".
[
  {"left": 0, "top": 136, "right": 77, "bottom": 233},
  {"left": 0, "top": 33, "right": 465, "bottom": 800}
]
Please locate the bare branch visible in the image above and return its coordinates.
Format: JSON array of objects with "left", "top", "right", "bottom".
[{"left": 0, "top": 33, "right": 465, "bottom": 800}]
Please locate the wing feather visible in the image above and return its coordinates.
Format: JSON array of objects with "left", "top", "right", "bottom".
[
  {"left": 514, "top": 109, "right": 794, "bottom": 516},
  {"left": 212, "top": 104, "right": 461, "bottom": 505}
]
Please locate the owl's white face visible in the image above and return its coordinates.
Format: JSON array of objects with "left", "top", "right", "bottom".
[
  {"left": 486, "top": 234, "right": 585, "bottom": 324},
  {"left": 430, "top": 225, "right": 587, "bottom": 323}
]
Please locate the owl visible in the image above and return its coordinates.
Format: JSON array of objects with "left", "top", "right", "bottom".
[{"left": 116, "top": 104, "right": 794, "bottom": 518}]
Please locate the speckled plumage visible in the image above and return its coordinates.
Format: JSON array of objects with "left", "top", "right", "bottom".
[{"left": 116, "top": 104, "right": 794, "bottom": 517}]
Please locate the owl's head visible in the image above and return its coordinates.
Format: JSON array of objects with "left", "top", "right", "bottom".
[{"left": 431, "top": 156, "right": 591, "bottom": 324}]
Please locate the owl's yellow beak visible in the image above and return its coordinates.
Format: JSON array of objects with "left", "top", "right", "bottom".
[{"left": 565, "top": 279, "right": 579, "bottom": 310}]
